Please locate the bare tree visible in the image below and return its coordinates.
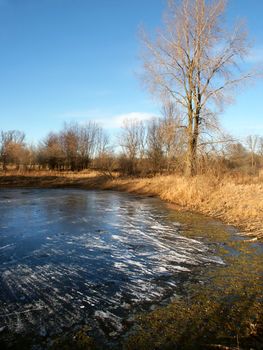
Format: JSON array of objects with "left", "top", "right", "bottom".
[
  {"left": 258, "top": 137, "right": 263, "bottom": 157},
  {"left": 37, "top": 122, "right": 108, "bottom": 171},
  {"left": 39, "top": 132, "right": 65, "bottom": 170},
  {"left": 147, "top": 118, "right": 164, "bottom": 173},
  {"left": 60, "top": 123, "right": 79, "bottom": 171},
  {"left": 119, "top": 119, "right": 146, "bottom": 175},
  {"left": 78, "top": 121, "right": 103, "bottom": 169},
  {"left": 94, "top": 130, "right": 116, "bottom": 178},
  {"left": 246, "top": 135, "right": 259, "bottom": 170},
  {"left": 0, "top": 130, "right": 27, "bottom": 170},
  {"left": 141, "top": 0, "right": 252, "bottom": 176},
  {"left": 160, "top": 101, "right": 186, "bottom": 171},
  {"left": 258, "top": 137, "right": 263, "bottom": 170},
  {"left": 95, "top": 149, "right": 117, "bottom": 179}
]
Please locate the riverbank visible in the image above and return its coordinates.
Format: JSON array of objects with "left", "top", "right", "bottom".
[{"left": 0, "top": 171, "right": 262, "bottom": 240}]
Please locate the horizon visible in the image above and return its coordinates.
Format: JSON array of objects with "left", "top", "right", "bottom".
[{"left": 0, "top": 0, "right": 262, "bottom": 144}]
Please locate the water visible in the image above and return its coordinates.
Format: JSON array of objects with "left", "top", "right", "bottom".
[{"left": 0, "top": 189, "right": 261, "bottom": 348}]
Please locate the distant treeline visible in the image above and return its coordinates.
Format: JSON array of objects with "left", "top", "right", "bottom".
[{"left": 0, "top": 116, "right": 263, "bottom": 176}]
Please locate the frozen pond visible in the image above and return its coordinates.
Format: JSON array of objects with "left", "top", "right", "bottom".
[{"left": 0, "top": 189, "right": 223, "bottom": 343}]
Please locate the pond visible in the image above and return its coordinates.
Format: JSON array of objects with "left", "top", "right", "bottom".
[{"left": 0, "top": 189, "right": 262, "bottom": 349}]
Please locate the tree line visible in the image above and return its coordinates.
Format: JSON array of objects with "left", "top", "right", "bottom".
[
  {"left": 0, "top": 122, "right": 107, "bottom": 172},
  {"left": 1, "top": 117, "right": 262, "bottom": 177}
]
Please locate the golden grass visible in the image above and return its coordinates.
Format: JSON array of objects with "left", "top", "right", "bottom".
[{"left": 0, "top": 170, "right": 262, "bottom": 239}]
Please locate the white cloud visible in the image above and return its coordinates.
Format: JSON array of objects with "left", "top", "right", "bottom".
[
  {"left": 56, "top": 110, "right": 156, "bottom": 129},
  {"left": 97, "top": 112, "right": 156, "bottom": 129}
]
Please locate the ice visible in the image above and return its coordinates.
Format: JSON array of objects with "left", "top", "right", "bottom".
[
  {"left": 0, "top": 188, "right": 223, "bottom": 339},
  {"left": 0, "top": 244, "right": 15, "bottom": 251}
]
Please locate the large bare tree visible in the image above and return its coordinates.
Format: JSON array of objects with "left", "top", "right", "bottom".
[{"left": 141, "top": 0, "right": 252, "bottom": 176}]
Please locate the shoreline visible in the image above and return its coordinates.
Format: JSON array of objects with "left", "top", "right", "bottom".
[{"left": 0, "top": 172, "right": 262, "bottom": 241}]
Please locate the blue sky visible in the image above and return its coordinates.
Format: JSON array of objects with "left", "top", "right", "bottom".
[{"left": 0, "top": 0, "right": 262, "bottom": 144}]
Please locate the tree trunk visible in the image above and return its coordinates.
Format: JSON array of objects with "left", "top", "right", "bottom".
[
  {"left": 185, "top": 136, "right": 196, "bottom": 177},
  {"left": 185, "top": 109, "right": 200, "bottom": 177}
]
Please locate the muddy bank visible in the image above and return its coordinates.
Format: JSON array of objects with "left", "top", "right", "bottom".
[{"left": 0, "top": 173, "right": 262, "bottom": 240}]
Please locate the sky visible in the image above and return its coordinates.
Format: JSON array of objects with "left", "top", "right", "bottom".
[{"left": 0, "top": 0, "right": 262, "bottom": 144}]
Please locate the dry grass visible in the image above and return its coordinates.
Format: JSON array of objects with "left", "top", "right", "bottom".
[
  {"left": 0, "top": 170, "right": 262, "bottom": 240},
  {"left": 0, "top": 169, "right": 99, "bottom": 178}
]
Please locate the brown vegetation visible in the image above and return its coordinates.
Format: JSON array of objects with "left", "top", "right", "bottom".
[{"left": 1, "top": 121, "right": 263, "bottom": 178}]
